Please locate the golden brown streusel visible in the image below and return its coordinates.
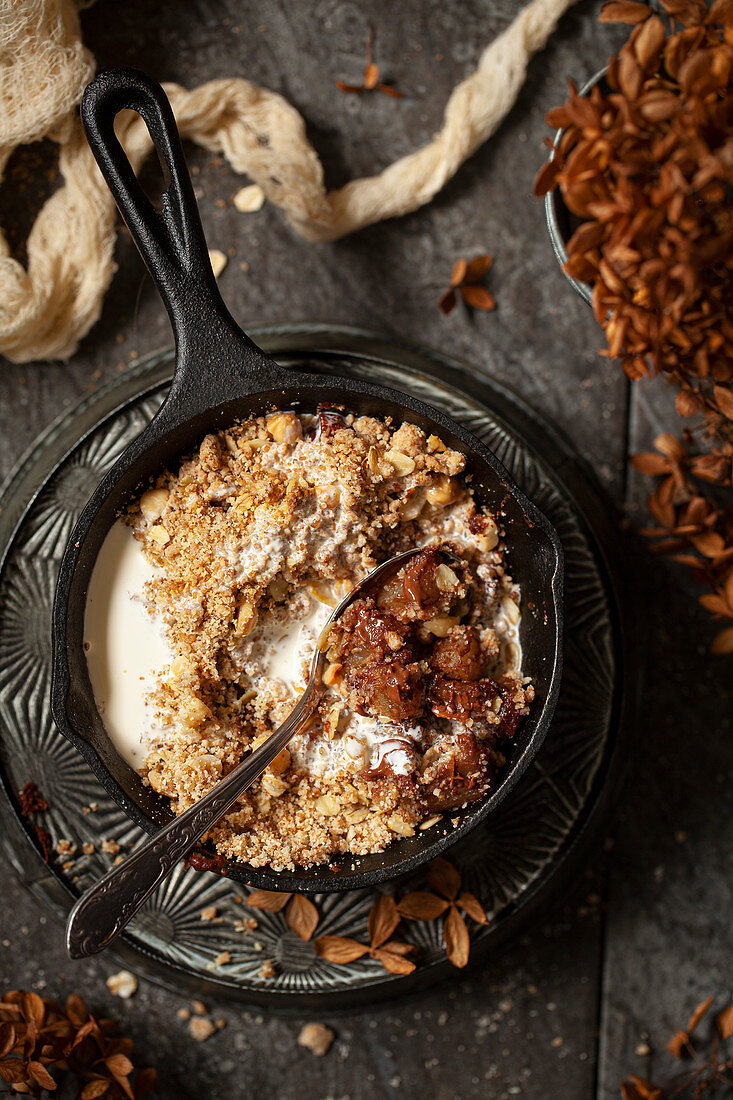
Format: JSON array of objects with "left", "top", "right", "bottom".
[{"left": 126, "top": 409, "right": 529, "bottom": 870}]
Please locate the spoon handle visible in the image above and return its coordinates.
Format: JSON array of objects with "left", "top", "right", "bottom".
[{"left": 65, "top": 685, "right": 318, "bottom": 959}]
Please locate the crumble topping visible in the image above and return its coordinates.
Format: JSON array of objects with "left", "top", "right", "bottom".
[{"left": 124, "top": 408, "right": 532, "bottom": 870}]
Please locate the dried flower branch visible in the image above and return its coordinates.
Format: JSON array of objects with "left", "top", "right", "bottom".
[
  {"left": 620, "top": 995, "right": 733, "bottom": 1099},
  {"left": 397, "top": 857, "right": 488, "bottom": 968},
  {"left": 246, "top": 889, "right": 319, "bottom": 941},
  {"left": 312, "top": 859, "right": 486, "bottom": 975},
  {"left": 17, "top": 784, "right": 47, "bottom": 816},
  {"left": 535, "top": 0, "right": 733, "bottom": 651},
  {"left": 314, "top": 893, "right": 416, "bottom": 975},
  {"left": 0, "top": 989, "right": 156, "bottom": 1098},
  {"left": 336, "top": 24, "right": 405, "bottom": 98},
  {"left": 438, "top": 255, "right": 496, "bottom": 314},
  {"left": 17, "top": 783, "right": 52, "bottom": 865},
  {"left": 631, "top": 432, "right": 733, "bottom": 652}
]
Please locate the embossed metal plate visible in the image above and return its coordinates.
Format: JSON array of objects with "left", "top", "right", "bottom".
[{"left": 0, "top": 327, "right": 625, "bottom": 1008}]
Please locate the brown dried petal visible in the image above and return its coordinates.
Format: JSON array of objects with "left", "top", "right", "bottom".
[
  {"left": 81, "top": 1081, "right": 111, "bottom": 1100},
  {"left": 456, "top": 892, "right": 488, "bottom": 925},
  {"left": 246, "top": 889, "right": 291, "bottom": 912},
  {"left": 699, "top": 593, "right": 731, "bottom": 615},
  {"left": 450, "top": 259, "right": 468, "bottom": 287},
  {"left": 459, "top": 285, "right": 496, "bottom": 311},
  {"left": 69, "top": 1019, "right": 97, "bottom": 1051},
  {"left": 599, "top": 0, "right": 652, "bottom": 24},
  {"left": 692, "top": 533, "right": 725, "bottom": 558},
  {"left": 397, "top": 892, "right": 450, "bottom": 921},
  {"left": 631, "top": 453, "right": 671, "bottom": 475},
  {"left": 708, "top": 0, "right": 733, "bottom": 19},
  {"left": 687, "top": 994, "right": 714, "bottom": 1035},
  {"left": 427, "top": 857, "right": 461, "bottom": 901},
  {"left": 371, "top": 947, "right": 417, "bottom": 975},
  {"left": 22, "top": 992, "right": 45, "bottom": 1029},
  {"left": 533, "top": 157, "right": 563, "bottom": 197},
  {"left": 65, "top": 995, "right": 88, "bottom": 1028},
  {"left": 364, "top": 62, "right": 379, "bottom": 90},
  {"left": 106, "top": 1054, "right": 134, "bottom": 1077},
  {"left": 717, "top": 1003, "right": 733, "bottom": 1038},
  {"left": 438, "top": 288, "right": 457, "bottom": 314},
  {"left": 368, "top": 894, "right": 400, "bottom": 949},
  {"left": 443, "top": 906, "right": 470, "bottom": 968},
  {"left": 313, "top": 936, "right": 370, "bottom": 964},
  {"left": 617, "top": 50, "right": 643, "bottom": 98},
  {"left": 625, "top": 1076, "right": 663, "bottom": 1100},
  {"left": 0, "top": 1059, "right": 29, "bottom": 1084},
  {"left": 654, "top": 433, "right": 686, "bottom": 460},
  {"left": 0, "top": 1024, "right": 15, "bottom": 1060},
  {"left": 375, "top": 84, "right": 405, "bottom": 98},
  {"left": 463, "top": 254, "right": 493, "bottom": 282},
  {"left": 379, "top": 940, "right": 415, "bottom": 956},
  {"left": 668, "top": 1029, "right": 689, "bottom": 1058},
  {"left": 676, "top": 389, "right": 699, "bottom": 417},
  {"left": 28, "top": 1060, "right": 57, "bottom": 1090},
  {"left": 638, "top": 89, "right": 679, "bottom": 121},
  {"left": 286, "top": 895, "right": 319, "bottom": 941},
  {"left": 633, "top": 15, "right": 666, "bottom": 66}
]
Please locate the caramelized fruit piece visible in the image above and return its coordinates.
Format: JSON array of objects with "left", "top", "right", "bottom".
[
  {"left": 420, "top": 731, "right": 492, "bottom": 812},
  {"left": 430, "top": 625, "right": 484, "bottom": 681}
]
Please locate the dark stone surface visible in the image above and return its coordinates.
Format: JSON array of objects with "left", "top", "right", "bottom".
[{"left": 0, "top": 2, "right": 730, "bottom": 1098}]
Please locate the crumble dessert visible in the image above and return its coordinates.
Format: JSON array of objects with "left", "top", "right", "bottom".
[{"left": 117, "top": 408, "right": 532, "bottom": 870}]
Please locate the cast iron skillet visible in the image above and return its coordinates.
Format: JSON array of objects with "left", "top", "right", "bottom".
[{"left": 51, "top": 68, "right": 564, "bottom": 893}]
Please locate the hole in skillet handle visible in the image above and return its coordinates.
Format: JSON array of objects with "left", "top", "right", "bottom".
[{"left": 50, "top": 68, "right": 564, "bottom": 896}]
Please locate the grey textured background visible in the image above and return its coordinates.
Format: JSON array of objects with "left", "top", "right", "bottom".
[{"left": 0, "top": 2, "right": 730, "bottom": 1098}]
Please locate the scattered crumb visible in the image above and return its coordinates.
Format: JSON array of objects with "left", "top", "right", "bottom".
[
  {"left": 81, "top": 842, "right": 95, "bottom": 855},
  {"left": 258, "top": 960, "right": 276, "bottom": 979},
  {"left": 214, "top": 951, "right": 231, "bottom": 966},
  {"left": 233, "top": 184, "right": 265, "bottom": 212},
  {"left": 297, "top": 1023, "right": 335, "bottom": 1057},
  {"left": 189, "top": 1016, "right": 216, "bottom": 1042},
  {"left": 551, "top": 1036, "right": 563, "bottom": 1048},
  {"left": 56, "top": 839, "right": 76, "bottom": 856},
  {"left": 106, "top": 970, "right": 138, "bottom": 999},
  {"left": 215, "top": 1018, "right": 227, "bottom": 1030},
  {"left": 177, "top": 1008, "right": 191, "bottom": 1021},
  {"left": 200, "top": 906, "right": 218, "bottom": 922},
  {"left": 208, "top": 249, "right": 227, "bottom": 277},
  {"left": 636, "top": 1041, "right": 651, "bottom": 1056},
  {"left": 191, "top": 1000, "right": 208, "bottom": 1015},
  {"left": 101, "top": 839, "right": 120, "bottom": 855}
]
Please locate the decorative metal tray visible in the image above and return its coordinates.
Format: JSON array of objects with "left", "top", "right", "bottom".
[{"left": 0, "top": 326, "right": 627, "bottom": 1009}]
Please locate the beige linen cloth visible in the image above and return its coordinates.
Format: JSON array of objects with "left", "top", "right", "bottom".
[{"left": 0, "top": 0, "right": 577, "bottom": 363}]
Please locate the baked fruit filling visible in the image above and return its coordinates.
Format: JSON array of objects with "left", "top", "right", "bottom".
[
  {"left": 325, "top": 549, "right": 527, "bottom": 812},
  {"left": 120, "top": 408, "right": 533, "bottom": 870}
]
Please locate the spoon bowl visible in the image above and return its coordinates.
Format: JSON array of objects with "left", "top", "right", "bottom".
[{"left": 51, "top": 69, "right": 563, "bottom": 905}]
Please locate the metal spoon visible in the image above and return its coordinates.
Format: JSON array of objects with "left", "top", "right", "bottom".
[{"left": 66, "top": 548, "right": 429, "bottom": 959}]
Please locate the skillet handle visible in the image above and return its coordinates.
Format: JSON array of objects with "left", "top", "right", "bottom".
[{"left": 80, "top": 68, "right": 281, "bottom": 404}]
